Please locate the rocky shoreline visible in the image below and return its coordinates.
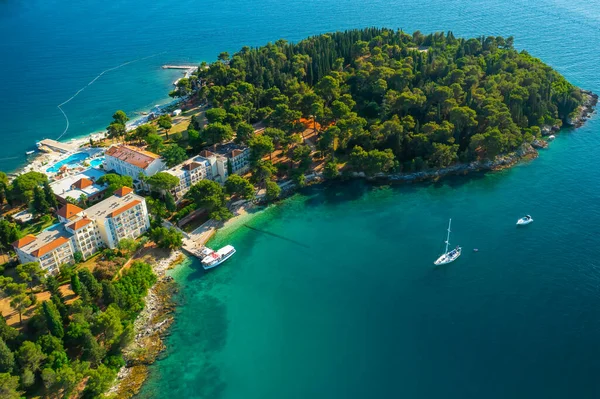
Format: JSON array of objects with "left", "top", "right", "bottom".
[
  {"left": 104, "top": 89, "right": 597, "bottom": 398},
  {"left": 568, "top": 90, "right": 599, "bottom": 128},
  {"left": 371, "top": 142, "right": 539, "bottom": 183},
  {"left": 107, "top": 250, "right": 185, "bottom": 399}
]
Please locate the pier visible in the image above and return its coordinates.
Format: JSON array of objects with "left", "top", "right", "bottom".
[
  {"left": 161, "top": 65, "right": 197, "bottom": 70},
  {"left": 162, "top": 219, "right": 217, "bottom": 259}
]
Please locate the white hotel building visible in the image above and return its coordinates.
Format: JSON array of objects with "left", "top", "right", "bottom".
[
  {"left": 104, "top": 145, "right": 166, "bottom": 188},
  {"left": 13, "top": 187, "right": 150, "bottom": 274}
]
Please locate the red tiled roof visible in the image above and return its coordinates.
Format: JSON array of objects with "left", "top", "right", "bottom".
[
  {"left": 109, "top": 200, "right": 141, "bottom": 218},
  {"left": 66, "top": 217, "right": 93, "bottom": 231},
  {"left": 73, "top": 178, "right": 93, "bottom": 189},
  {"left": 12, "top": 235, "right": 36, "bottom": 249},
  {"left": 57, "top": 203, "right": 84, "bottom": 219},
  {"left": 106, "top": 145, "right": 160, "bottom": 169},
  {"left": 231, "top": 149, "right": 244, "bottom": 157},
  {"left": 31, "top": 237, "right": 70, "bottom": 257},
  {"left": 114, "top": 186, "right": 133, "bottom": 197}
]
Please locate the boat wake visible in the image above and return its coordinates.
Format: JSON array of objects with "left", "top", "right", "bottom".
[{"left": 55, "top": 52, "right": 167, "bottom": 141}]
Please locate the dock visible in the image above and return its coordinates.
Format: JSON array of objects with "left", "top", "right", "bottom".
[
  {"left": 162, "top": 65, "right": 197, "bottom": 70},
  {"left": 162, "top": 219, "right": 217, "bottom": 259},
  {"left": 37, "top": 139, "right": 77, "bottom": 154}
]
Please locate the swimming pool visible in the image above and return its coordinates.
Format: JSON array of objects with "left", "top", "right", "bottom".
[
  {"left": 89, "top": 157, "right": 104, "bottom": 168},
  {"left": 46, "top": 152, "right": 89, "bottom": 173}
]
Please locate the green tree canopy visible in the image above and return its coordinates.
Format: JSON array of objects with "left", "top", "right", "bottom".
[
  {"left": 160, "top": 144, "right": 188, "bottom": 167},
  {"left": 149, "top": 227, "right": 183, "bottom": 249},
  {"left": 9, "top": 171, "right": 47, "bottom": 204},
  {"left": 265, "top": 181, "right": 281, "bottom": 202},
  {"left": 225, "top": 175, "right": 255, "bottom": 199},
  {"left": 147, "top": 172, "right": 180, "bottom": 192},
  {"left": 96, "top": 173, "right": 133, "bottom": 195},
  {"left": 186, "top": 180, "right": 231, "bottom": 220},
  {"left": 145, "top": 133, "right": 165, "bottom": 153},
  {"left": 248, "top": 134, "right": 274, "bottom": 164}
]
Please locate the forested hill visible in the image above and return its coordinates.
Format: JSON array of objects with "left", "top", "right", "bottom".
[{"left": 196, "top": 28, "right": 585, "bottom": 173}]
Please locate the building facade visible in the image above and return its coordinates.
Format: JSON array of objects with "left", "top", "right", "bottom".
[
  {"left": 227, "top": 148, "right": 250, "bottom": 175},
  {"left": 198, "top": 150, "right": 228, "bottom": 183},
  {"left": 104, "top": 145, "right": 166, "bottom": 187},
  {"left": 166, "top": 156, "right": 212, "bottom": 200},
  {"left": 13, "top": 187, "right": 150, "bottom": 274}
]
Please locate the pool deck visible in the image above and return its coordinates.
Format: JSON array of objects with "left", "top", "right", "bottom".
[{"left": 38, "top": 139, "right": 78, "bottom": 154}]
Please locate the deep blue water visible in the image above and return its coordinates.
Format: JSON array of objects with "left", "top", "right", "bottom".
[
  {"left": 3, "top": 0, "right": 600, "bottom": 398},
  {"left": 1, "top": 0, "right": 598, "bottom": 171}
]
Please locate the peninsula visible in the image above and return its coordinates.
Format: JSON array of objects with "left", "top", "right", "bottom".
[{"left": 0, "top": 28, "right": 596, "bottom": 399}]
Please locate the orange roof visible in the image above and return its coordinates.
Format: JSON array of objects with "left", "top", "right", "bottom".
[
  {"left": 106, "top": 145, "right": 160, "bottom": 169},
  {"left": 231, "top": 149, "right": 244, "bottom": 157},
  {"left": 109, "top": 200, "right": 141, "bottom": 218},
  {"left": 73, "top": 178, "right": 93, "bottom": 189},
  {"left": 12, "top": 235, "right": 36, "bottom": 249},
  {"left": 114, "top": 186, "right": 133, "bottom": 197},
  {"left": 31, "top": 237, "right": 70, "bottom": 257},
  {"left": 57, "top": 203, "right": 84, "bottom": 219},
  {"left": 66, "top": 217, "right": 92, "bottom": 231}
]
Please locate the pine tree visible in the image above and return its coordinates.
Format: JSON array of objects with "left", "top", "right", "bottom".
[
  {"left": 32, "top": 186, "right": 50, "bottom": 214},
  {"left": 42, "top": 301, "right": 64, "bottom": 338},
  {"left": 43, "top": 181, "right": 58, "bottom": 209},
  {"left": 165, "top": 192, "right": 176, "bottom": 213}
]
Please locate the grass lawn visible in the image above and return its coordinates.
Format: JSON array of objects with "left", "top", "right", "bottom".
[
  {"left": 78, "top": 252, "right": 103, "bottom": 272},
  {"left": 20, "top": 216, "right": 59, "bottom": 236}
]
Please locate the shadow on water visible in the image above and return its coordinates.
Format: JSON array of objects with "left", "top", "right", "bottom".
[
  {"left": 302, "top": 169, "right": 505, "bottom": 208},
  {"left": 242, "top": 224, "right": 310, "bottom": 248}
]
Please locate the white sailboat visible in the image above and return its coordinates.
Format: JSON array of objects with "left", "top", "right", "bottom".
[{"left": 434, "top": 218, "right": 461, "bottom": 265}]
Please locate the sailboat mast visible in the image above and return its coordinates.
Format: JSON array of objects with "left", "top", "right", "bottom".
[{"left": 445, "top": 218, "right": 452, "bottom": 254}]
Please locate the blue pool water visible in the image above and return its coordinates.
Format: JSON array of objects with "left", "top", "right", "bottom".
[
  {"left": 46, "top": 152, "right": 89, "bottom": 173},
  {"left": 89, "top": 157, "right": 104, "bottom": 168}
]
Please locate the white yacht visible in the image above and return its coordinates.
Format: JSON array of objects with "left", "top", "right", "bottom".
[
  {"left": 201, "top": 245, "right": 236, "bottom": 270},
  {"left": 516, "top": 215, "right": 533, "bottom": 225},
  {"left": 434, "top": 218, "right": 461, "bottom": 266}
]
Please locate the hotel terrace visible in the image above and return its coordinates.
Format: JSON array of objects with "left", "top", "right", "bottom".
[{"left": 13, "top": 187, "right": 150, "bottom": 274}]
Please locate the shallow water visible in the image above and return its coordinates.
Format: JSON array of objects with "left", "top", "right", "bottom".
[{"left": 4, "top": 0, "right": 600, "bottom": 397}]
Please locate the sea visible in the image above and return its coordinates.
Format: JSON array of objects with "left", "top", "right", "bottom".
[{"left": 2, "top": 0, "right": 600, "bottom": 397}]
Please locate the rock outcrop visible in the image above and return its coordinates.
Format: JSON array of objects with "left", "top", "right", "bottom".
[{"left": 568, "top": 90, "right": 598, "bottom": 128}]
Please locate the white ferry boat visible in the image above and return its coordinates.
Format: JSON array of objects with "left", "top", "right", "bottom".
[{"left": 201, "top": 245, "right": 236, "bottom": 270}]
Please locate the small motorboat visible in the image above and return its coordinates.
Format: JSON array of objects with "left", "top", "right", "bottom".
[
  {"left": 548, "top": 135, "right": 556, "bottom": 141},
  {"left": 517, "top": 215, "right": 533, "bottom": 226},
  {"left": 25, "top": 150, "right": 35, "bottom": 155}
]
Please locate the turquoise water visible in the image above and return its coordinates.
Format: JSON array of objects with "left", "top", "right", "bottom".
[
  {"left": 3, "top": 0, "right": 600, "bottom": 397},
  {"left": 132, "top": 0, "right": 600, "bottom": 397},
  {"left": 89, "top": 157, "right": 104, "bottom": 168},
  {"left": 139, "top": 118, "right": 600, "bottom": 398},
  {"left": 45, "top": 152, "right": 89, "bottom": 173}
]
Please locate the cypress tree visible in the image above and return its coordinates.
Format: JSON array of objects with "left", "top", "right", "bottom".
[
  {"left": 32, "top": 186, "right": 50, "bottom": 214},
  {"left": 0, "top": 337, "right": 14, "bottom": 373},
  {"left": 165, "top": 192, "right": 176, "bottom": 213},
  {"left": 43, "top": 181, "right": 58, "bottom": 209},
  {"left": 42, "top": 300, "right": 64, "bottom": 338},
  {"left": 78, "top": 269, "right": 101, "bottom": 299},
  {"left": 70, "top": 274, "right": 81, "bottom": 295}
]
